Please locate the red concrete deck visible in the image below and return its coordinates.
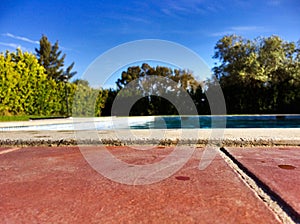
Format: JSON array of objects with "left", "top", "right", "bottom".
[
  {"left": 0, "top": 146, "right": 286, "bottom": 223},
  {"left": 227, "top": 147, "right": 300, "bottom": 216}
]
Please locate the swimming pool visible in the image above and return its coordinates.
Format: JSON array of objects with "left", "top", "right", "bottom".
[
  {"left": 1, "top": 115, "right": 300, "bottom": 131},
  {"left": 131, "top": 115, "right": 300, "bottom": 129}
]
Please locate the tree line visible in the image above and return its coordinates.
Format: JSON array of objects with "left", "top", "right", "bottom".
[
  {"left": 101, "top": 63, "right": 209, "bottom": 116},
  {"left": 0, "top": 34, "right": 299, "bottom": 117},
  {"left": 0, "top": 35, "right": 106, "bottom": 117},
  {"left": 213, "top": 35, "right": 300, "bottom": 114}
]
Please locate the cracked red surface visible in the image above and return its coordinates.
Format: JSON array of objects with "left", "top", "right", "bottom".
[{"left": 0, "top": 146, "right": 279, "bottom": 223}]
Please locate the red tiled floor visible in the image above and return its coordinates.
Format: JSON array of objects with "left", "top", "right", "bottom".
[
  {"left": 227, "top": 147, "right": 300, "bottom": 216},
  {"left": 0, "top": 146, "right": 279, "bottom": 223}
]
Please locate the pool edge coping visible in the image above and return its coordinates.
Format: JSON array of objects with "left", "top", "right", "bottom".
[{"left": 1, "top": 128, "right": 299, "bottom": 147}]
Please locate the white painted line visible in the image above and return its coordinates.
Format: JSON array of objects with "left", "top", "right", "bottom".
[{"left": 0, "top": 147, "right": 21, "bottom": 155}]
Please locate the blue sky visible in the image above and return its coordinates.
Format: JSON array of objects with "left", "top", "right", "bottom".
[{"left": 1, "top": 0, "right": 300, "bottom": 86}]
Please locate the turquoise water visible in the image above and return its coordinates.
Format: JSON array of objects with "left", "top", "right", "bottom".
[
  {"left": 1, "top": 115, "right": 300, "bottom": 131},
  {"left": 130, "top": 115, "right": 300, "bottom": 129}
]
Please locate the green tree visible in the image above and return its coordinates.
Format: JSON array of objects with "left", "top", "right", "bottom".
[
  {"left": 113, "top": 63, "right": 201, "bottom": 115},
  {"left": 213, "top": 35, "right": 300, "bottom": 114},
  {"left": 101, "top": 88, "right": 118, "bottom": 116},
  {"left": 35, "top": 35, "right": 76, "bottom": 82},
  {"left": 257, "top": 36, "right": 299, "bottom": 113},
  {"left": 0, "top": 48, "right": 81, "bottom": 116},
  {"left": 71, "top": 79, "right": 108, "bottom": 117},
  {"left": 0, "top": 49, "right": 48, "bottom": 115}
]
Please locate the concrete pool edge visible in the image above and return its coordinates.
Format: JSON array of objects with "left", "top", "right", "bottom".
[{"left": 1, "top": 128, "right": 299, "bottom": 147}]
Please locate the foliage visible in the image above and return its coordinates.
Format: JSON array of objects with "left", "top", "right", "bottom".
[
  {"left": 35, "top": 35, "right": 77, "bottom": 82},
  {"left": 113, "top": 63, "right": 205, "bottom": 115},
  {"left": 1, "top": 35, "right": 299, "bottom": 118},
  {"left": 213, "top": 35, "right": 300, "bottom": 114},
  {"left": 0, "top": 49, "right": 107, "bottom": 117},
  {"left": 0, "top": 49, "right": 47, "bottom": 115},
  {"left": 101, "top": 88, "right": 117, "bottom": 116},
  {"left": 71, "top": 80, "right": 108, "bottom": 117}
]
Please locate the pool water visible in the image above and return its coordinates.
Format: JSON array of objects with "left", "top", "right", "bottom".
[
  {"left": 130, "top": 115, "right": 300, "bottom": 129},
  {"left": 1, "top": 115, "right": 300, "bottom": 131}
]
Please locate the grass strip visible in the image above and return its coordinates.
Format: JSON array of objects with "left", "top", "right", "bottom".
[{"left": 0, "top": 115, "right": 66, "bottom": 122}]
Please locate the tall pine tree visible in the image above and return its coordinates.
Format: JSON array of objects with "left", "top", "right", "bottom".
[{"left": 35, "top": 35, "right": 76, "bottom": 81}]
